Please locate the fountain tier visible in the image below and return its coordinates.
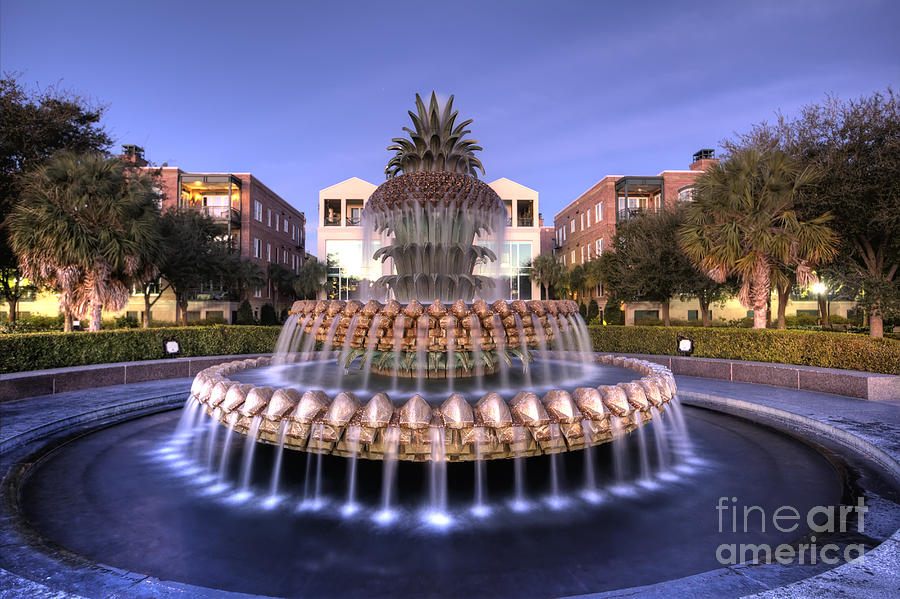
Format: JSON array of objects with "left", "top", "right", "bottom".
[
  {"left": 285, "top": 298, "right": 581, "bottom": 377},
  {"left": 189, "top": 352, "right": 677, "bottom": 462}
]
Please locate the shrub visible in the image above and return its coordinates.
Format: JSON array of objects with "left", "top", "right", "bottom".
[
  {"left": 113, "top": 315, "right": 141, "bottom": 329},
  {"left": 0, "top": 325, "right": 282, "bottom": 374},
  {"left": 0, "top": 314, "right": 64, "bottom": 333},
  {"left": 587, "top": 300, "right": 599, "bottom": 324},
  {"left": 260, "top": 303, "right": 279, "bottom": 326},
  {"left": 235, "top": 300, "right": 256, "bottom": 325},
  {"left": 578, "top": 303, "right": 587, "bottom": 319},
  {"left": 587, "top": 325, "right": 900, "bottom": 374}
]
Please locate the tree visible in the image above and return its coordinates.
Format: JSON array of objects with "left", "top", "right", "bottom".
[
  {"left": 293, "top": 258, "right": 327, "bottom": 300},
  {"left": 0, "top": 75, "right": 112, "bottom": 325},
  {"left": 723, "top": 89, "right": 900, "bottom": 336},
  {"left": 8, "top": 153, "right": 159, "bottom": 331},
  {"left": 583, "top": 259, "right": 605, "bottom": 300},
  {"left": 268, "top": 263, "right": 297, "bottom": 309},
  {"left": 568, "top": 264, "right": 586, "bottom": 302},
  {"left": 223, "top": 254, "right": 265, "bottom": 305},
  {"left": 598, "top": 209, "right": 726, "bottom": 326},
  {"left": 527, "top": 253, "right": 564, "bottom": 300},
  {"left": 679, "top": 148, "right": 838, "bottom": 329},
  {"left": 156, "top": 209, "right": 232, "bottom": 325}
]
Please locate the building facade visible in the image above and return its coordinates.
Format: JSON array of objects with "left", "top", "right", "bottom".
[
  {"left": 2, "top": 147, "right": 306, "bottom": 324},
  {"left": 553, "top": 149, "right": 855, "bottom": 325},
  {"left": 317, "top": 176, "right": 545, "bottom": 301},
  {"left": 555, "top": 150, "right": 716, "bottom": 277}
]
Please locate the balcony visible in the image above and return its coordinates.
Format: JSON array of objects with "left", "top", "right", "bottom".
[
  {"left": 202, "top": 205, "right": 241, "bottom": 225},
  {"left": 517, "top": 217, "right": 533, "bottom": 227},
  {"left": 346, "top": 216, "right": 361, "bottom": 226},
  {"left": 617, "top": 208, "right": 647, "bottom": 222},
  {"left": 324, "top": 214, "right": 341, "bottom": 227}
]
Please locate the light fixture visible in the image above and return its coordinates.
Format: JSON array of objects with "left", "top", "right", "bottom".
[
  {"left": 164, "top": 340, "right": 181, "bottom": 356},
  {"left": 811, "top": 282, "right": 826, "bottom": 295},
  {"left": 677, "top": 335, "right": 694, "bottom": 356}
]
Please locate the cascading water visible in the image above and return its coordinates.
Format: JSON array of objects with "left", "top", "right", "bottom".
[
  {"left": 343, "top": 426, "right": 361, "bottom": 516},
  {"left": 237, "top": 416, "right": 262, "bottom": 498},
  {"left": 265, "top": 420, "right": 289, "bottom": 507},
  {"left": 376, "top": 426, "right": 400, "bottom": 523}
]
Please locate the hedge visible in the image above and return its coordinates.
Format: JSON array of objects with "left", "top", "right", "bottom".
[
  {"left": 588, "top": 325, "right": 900, "bottom": 375},
  {"left": 0, "top": 326, "right": 281, "bottom": 374}
]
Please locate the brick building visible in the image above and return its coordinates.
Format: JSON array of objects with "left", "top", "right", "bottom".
[
  {"left": 555, "top": 149, "right": 716, "bottom": 280},
  {"left": 552, "top": 149, "right": 858, "bottom": 325},
  {"left": 2, "top": 147, "right": 307, "bottom": 324},
  {"left": 126, "top": 146, "right": 307, "bottom": 320}
]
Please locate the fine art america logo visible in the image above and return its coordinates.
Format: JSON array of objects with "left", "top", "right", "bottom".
[{"left": 715, "top": 496, "right": 868, "bottom": 565}]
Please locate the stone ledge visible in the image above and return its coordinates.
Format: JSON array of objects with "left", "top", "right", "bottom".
[
  {"left": 620, "top": 354, "right": 899, "bottom": 401},
  {"left": 0, "top": 354, "right": 268, "bottom": 402}
]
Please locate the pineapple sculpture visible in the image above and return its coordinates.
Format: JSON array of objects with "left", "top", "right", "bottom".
[{"left": 366, "top": 92, "right": 506, "bottom": 302}]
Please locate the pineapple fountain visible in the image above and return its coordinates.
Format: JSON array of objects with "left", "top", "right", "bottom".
[{"left": 179, "top": 93, "right": 685, "bottom": 523}]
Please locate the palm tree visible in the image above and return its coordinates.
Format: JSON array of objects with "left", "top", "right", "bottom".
[
  {"left": 8, "top": 152, "right": 159, "bottom": 331},
  {"left": 678, "top": 148, "right": 838, "bottom": 329},
  {"left": 528, "top": 253, "right": 563, "bottom": 300},
  {"left": 568, "top": 264, "right": 586, "bottom": 302},
  {"left": 293, "top": 258, "right": 328, "bottom": 300}
]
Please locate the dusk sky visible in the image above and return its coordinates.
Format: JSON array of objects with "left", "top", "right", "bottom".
[{"left": 2, "top": 0, "right": 898, "bottom": 253}]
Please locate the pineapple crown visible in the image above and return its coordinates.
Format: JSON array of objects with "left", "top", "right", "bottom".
[{"left": 385, "top": 92, "right": 485, "bottom": 179}]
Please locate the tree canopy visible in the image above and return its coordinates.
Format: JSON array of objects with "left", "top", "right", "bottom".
[
  {"left": 0, "top": 74, "right": 112, "bottom": 324},
  {"left": 724, "top": 89, "right": 899, "bottom": 336}
]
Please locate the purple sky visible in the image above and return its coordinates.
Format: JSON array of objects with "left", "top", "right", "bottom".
[{"left": 2, "top": 0, "right": 898, "bottom": 253}]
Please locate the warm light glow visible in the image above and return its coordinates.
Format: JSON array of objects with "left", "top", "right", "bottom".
[{"left": 811, "top": 282, "right": 826, "bottom": 295}]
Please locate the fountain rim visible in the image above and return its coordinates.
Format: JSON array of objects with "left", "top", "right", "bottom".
[{"left": 189, "top": 351, "right": 678, "bottom": 462}]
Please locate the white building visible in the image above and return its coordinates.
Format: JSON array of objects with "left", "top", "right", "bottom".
[{"left": 317, "top": 176, "right": 544, "bottom": 300}]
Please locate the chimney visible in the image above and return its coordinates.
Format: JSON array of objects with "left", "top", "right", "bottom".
[
  {"left": 689, "top": 148, "right": 717, "bottom": 171},
  {"left": 120, "top": 144, "right": 148, "bottom": 167}
]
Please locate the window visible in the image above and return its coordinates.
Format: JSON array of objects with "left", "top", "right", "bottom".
[
  {"left": 596, "top": 202, "right": 603, "bottom": 222},
  {"left": 283, "top": 249, "right": 288, "bottom": 263},
  {"left": 267, "top": 208, "right": 272, "bottom": 227},
  {"left": 275, "top": 213, "right": 279, "bottom": 231},
  {"left": 570, "top": 220, "right": 575, "bottom": 233},
  {"left": 596, "top": 238, "right": 603, "bottom": 255},
  {"left": 678, "top": 186, "right": 697, "bottom": 202},
  {"left": 571, "top": 250, "right": 576, "bottom": 263},
  {"left": 581, "top": 246, "right": 585, "bottom": 263},
  {"left": 267, "top": 243, "right": 271, "bottom": 262},
  {"left": 254, "top": 286, "right": 262, "bottom": 298},
  {"left": 586, "top": 245, "right": 591, "bottom": 260},
  {"left": 634, "top": 309, "right": 660, "bottom": 323},
  {"left": 253, "top": 238, "right": 262, "bottom": 258},
  {"left": 580, "top": 213, "right": 585, "bottom": 230},
  {"left": 254, "top": 201, "right": 262, "bottom": 221},
  {"left": 284, "top": 217, "right": 289, "bottom": 232},
  {"left": 688, "top": 310, "right": 712, "bottom": 321}
]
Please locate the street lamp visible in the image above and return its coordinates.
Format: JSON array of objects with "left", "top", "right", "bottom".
[{"left": 811, "top": 282, "right": 828, "bottom": 327}]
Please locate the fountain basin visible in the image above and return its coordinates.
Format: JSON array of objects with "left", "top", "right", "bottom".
[{"left": 189, "top": 351, "right": 676, "bottom": 461}]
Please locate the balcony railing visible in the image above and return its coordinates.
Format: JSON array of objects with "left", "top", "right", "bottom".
[
  {"left": 517, "top": 217, "right": 534, "bottom": 227},
  {"left": 324, "top": 215, "right": 341, "bottom": 226},
  {"left": 201, "top": 206, "right": 240, "bottom": 225},
  {"left": 346, "top": 216, "right": 361, "bottom": 226},
  {"left": 616, "top": 208, "right": 648, "bottom": 222}
]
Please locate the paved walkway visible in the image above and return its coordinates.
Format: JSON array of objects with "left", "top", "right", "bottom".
[{"left": 1, "top": 374, "right": 899, "bottom": 598}]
